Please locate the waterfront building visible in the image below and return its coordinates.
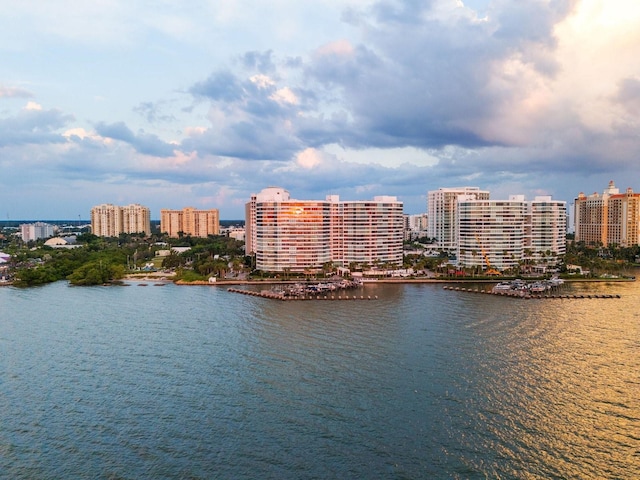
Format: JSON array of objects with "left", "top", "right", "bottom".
[
  {"left": 427, "top": 187, "right": 490, "bottom": 252},
  {"left": 244, "top": 187, "right": 286, "bottom": 257},
  {"left": 575, "top": 181, "right": 640, "bottom": 247},
  {"left": 160, "top": 207, "right": 220, "bottom": 238},
  {"left": 457, "top": 196, "right": 527, "bottom": 272},
  {"left": 608, "top": 188, "right": 640, "bottom": 247},
  {"left": 404, "top": 214, "right": 428, "bottom": 241},
  {"left": 91, "top": 203, "right": 151, "bottom": 237},
  {"left": 246, "top": 187, "right": 404, "bottom": 272},
  {"left": 457, "top": 195, "right": 566, "bottom": 272},
  {"left": 338, "top": 196, "right": 404, "bottom": 268},
  {"left": 20, "top": 222, "right": 55, "bottom": 242},
  {"left": 528, "top": 196, "right": 567, "bottom": 260}
]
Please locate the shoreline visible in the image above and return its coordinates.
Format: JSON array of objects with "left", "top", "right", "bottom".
[
  {"left": 159, "top": 276, "right": 636, "bottom": 286},
  {"left": 3, "top": 275, "right": 634, "bottom": 288}
]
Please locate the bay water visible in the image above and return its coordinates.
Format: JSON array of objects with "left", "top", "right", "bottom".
[{"left": 1, "top": 279, "right": 638, "bottom": 478}]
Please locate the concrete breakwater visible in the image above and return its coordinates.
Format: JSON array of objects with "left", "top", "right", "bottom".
[
  {"left": 443, "top": 285, "right": 620, "bottom": 299},
  {"left": 228, "top": 287, "right": 378, "bottom": 301}
]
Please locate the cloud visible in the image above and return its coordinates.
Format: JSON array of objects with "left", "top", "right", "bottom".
[
  {"left": 94, "top": 121, "right": 176, "bottom": 157},
  {"left": 295, "top": 148, "right": 324, "bottom": 168},
  {"left": 189, "top": 71, "right": 245, "bottom": 102},
  {"left": 614, "top": 78, "right": 640, "bottom": 115},
  {"left": 133, "top": 101, "right": 176, "bottom": 124},
  {"left": 2, "top": 0, "right": 640, "bottom": 219},
  {"left": 184, "top": 0, "right": 637, "bottom": 184},
  {"left": 0, "top": 85, "right": 33, "bottom": 98},
  {"left": 0, "top": 105, "right": 73, "bottom": 147}
]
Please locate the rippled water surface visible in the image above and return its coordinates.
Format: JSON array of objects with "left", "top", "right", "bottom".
[{"left": 1, "top": 279, "right": 638, "bottom": 478}]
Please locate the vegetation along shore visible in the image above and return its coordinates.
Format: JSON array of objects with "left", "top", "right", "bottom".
[{"left": 1, "top": 226, "right": 637, "bottom": 288}]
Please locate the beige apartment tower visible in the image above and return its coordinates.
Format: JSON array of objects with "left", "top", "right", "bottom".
[
  {"left": 575, "top": 181, "right": 640, "bottom": 247},
  {"left": 160, "top": 207, "right": 220, "bottom": 238},
  {"left": 91, "top": 203, "right": 151, "bottom": 237}
]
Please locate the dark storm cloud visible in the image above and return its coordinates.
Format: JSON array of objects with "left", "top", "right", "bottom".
[{"left": 95, "top": 121, "right": 175, "bottom": 157}]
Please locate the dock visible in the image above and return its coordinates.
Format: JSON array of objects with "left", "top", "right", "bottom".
[
  {"left": 442, "top": 285, "right": 620, "bottom": 299},
  {"left": 227, "top": 288, "right": 378, "bottom": 301}
]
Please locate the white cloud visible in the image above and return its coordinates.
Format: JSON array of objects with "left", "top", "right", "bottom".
[
  {"left": 249, "top": 74, "right": 275, "bottom": 89},
  {"left": 24, "top": 101, "right": 42, "bottom": 111},
  {"left": 295, "top": 148, "right": 324, "bottom": 169},
  {"left": 0, "top": 85, "right": 32, "bottom": 98},
  {"left": 313, "top": 39, "right": 355, "bottom": 58},
  {"left": 270, "top": 87, "right": 298, "bottom": 105},
  {"left": 552, "top": 0, "right": 640, "bottom": 133}
]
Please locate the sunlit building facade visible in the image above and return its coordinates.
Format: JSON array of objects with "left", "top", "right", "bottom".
[
  {"left": 256, "top": 197, "right": 332, "bottom": 273},
  {"left": 246, "top": 187, "right": 404, "bottom": 272},
  {"left": 575, "top": 181, "right": 640, "bottom": 247},
  {"left": 91, "top": 203, "right": 151, "bottom": 237},
  {"left": 608, "top": 188, "right": 640, "bottom": 247},
  {"left": 160, "top": 207, "right": 220, "bottom": 238}
]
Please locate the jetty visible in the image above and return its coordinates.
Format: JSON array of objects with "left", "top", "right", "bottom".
[
  {"left": 228, "top": 279, "right": 378, "bottom": 300},
  {"left": 442, "top": 285, "right": 620, "bottom": 299},
  {"left": 228, "top": 288, "right": 378, "bottom": 301}
]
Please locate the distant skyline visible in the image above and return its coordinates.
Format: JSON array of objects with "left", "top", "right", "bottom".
[{"left": 1, "top": 0, "right": 639, "bottom": 220}]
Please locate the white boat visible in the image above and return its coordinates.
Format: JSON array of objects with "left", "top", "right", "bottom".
[
  {"left": 548, "top": 276, "right": 565, "bottom": 286},
  {"left": 529, "top": 282, "right": 547, "bottom": 293},
  {"left": 492, "top": 282, "right": 512, "bottom": 292}
]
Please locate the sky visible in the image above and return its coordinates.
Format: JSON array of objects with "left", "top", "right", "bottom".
[{"left": 1, "top": 0, "right": 639, "bottom": 220}]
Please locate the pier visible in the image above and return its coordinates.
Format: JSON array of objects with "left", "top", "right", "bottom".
[
  {"left": 442, "top": 285, "right": 621, "bottom": 299},
  {"left": 227, "top": 288, "right": 378, "bottom": 301}
]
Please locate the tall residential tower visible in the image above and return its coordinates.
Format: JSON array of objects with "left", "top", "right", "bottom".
[
  {"left": 160, "top": 207, "right": 220, "bottom": 238},
  {"left": 427, "top": 187, "right": 490, "bottom": 252},
  {"left": 91, "top": 203, "right": 151, "bottom": 237},
  {"left": 245, "top": 187, "right": 404, "bottom": 272},
  {"left": 574, "top": 181, "right": 640, "bottom": 247}
]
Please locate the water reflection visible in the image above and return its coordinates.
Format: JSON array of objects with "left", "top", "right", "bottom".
[{"left": 0, "top": 279, "right": 637, "bottom": 478}]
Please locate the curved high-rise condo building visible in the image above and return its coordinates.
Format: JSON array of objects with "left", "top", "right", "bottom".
[{"left": 245, "top": 187, "right": 404, "bottom": 273}]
